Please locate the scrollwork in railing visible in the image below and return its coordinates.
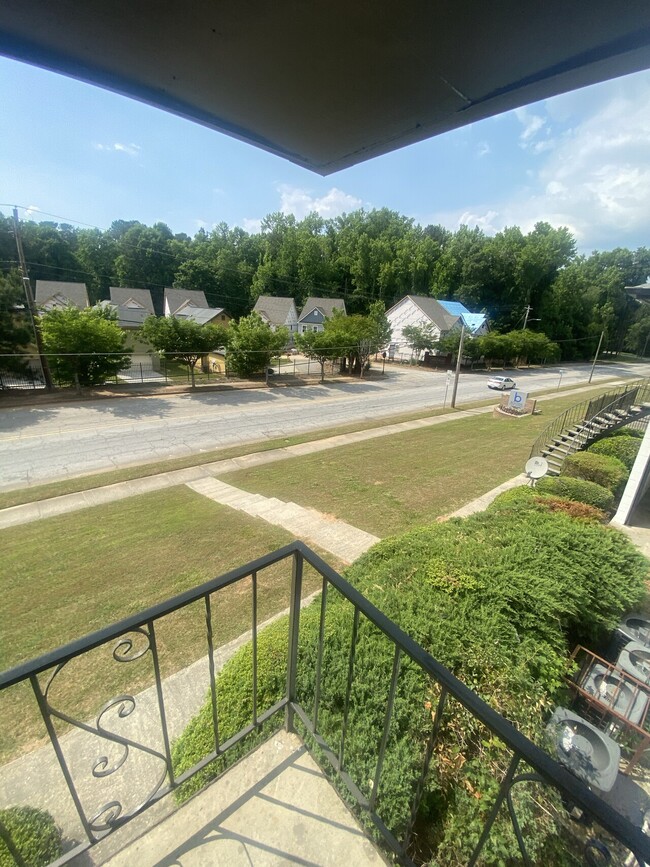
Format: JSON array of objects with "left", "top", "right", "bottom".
[{"left": 39, "top": 629, "right": 169, "bottom": 835}]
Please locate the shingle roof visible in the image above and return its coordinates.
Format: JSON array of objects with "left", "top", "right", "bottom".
[
  {"left": 164, "top": 287, "right": 209, "bottom": 315},
  {"left": 109, "top": 287, "right": 155, "bottom": 314},
  {"left": 175, "top": 306, "right": 226, "bottom": 325},
  {"left": 253, "top": 296, "right": 297, "bottom": 326},
  {"left": 299, "top": 297, "right": 346, "bottom": 322},
  {"left": 388, "top": 295, "right": 459, "bottom": 331},
  {"left": 35, "top": 280, "right": 89, "bottom": 309}
]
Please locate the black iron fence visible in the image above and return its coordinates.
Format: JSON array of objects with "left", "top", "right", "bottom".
[{"left": 1, "top": 542, "right": 649, "bottom": 865}]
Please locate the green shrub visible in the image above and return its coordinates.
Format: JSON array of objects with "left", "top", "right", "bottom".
[
  {"left": 588, "top": 435, "right": 641, "bottom": 470},
  {"left": 562, "top": 450, "right": 628, "bottom": 495},
  {"left": 0, "top": 806, "right": 62, "bottom": 867},
  {"left": 173, "top": 509, "right": 648, "bottom": 865},
  {"left": 607, "top": 428, "right": 644, "bottom": 439},
  {"left": 531, "top": 476, "right": 615, "bottom": 512},
  {"left": 488, "top": 486, "right": 605, "bottom": 521}
]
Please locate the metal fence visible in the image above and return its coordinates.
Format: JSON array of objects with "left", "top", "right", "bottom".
[
  {"left": 0, "top": 353, "right": 338, "bottom": 391},
  {"left": 1, "top": 542, "right": 648, "bottom": 865}
]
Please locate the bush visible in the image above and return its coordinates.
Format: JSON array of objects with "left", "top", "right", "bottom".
[
  {"left": 562, "top": 451, "right": 628, "bottom": 495},
  {"left": 588, "top": 435, "right": 641, "bottom": 470},
  {"left": 488, "top": 486, "right": 605, "bottom": 521},
  {"left": 607, "top": 428, "right": 644, "bottom": 439},
  {"left": 529, "top": 476, "right": 615, "bottom": 512},
  {"left": 173, "top": 509, "right": 648, "bottom": 865},
  {"left": 0, "top": 806, "right": 62, "bottom": 867}
]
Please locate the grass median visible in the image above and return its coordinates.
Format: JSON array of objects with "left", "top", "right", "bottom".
[{"left": 223, "top": 385, "right": 622, "bottom": 538}]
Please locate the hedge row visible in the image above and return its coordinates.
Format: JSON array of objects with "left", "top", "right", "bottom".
[
  {"left": 0, "top": 806, "right": 62, "bottom": 867},
  {"left": 562, "top": 450, "right": 628, "bottom": 496},
  {"left": 588, "top": 435, "right": 641, "bottom": 470},
  {"left": 172, "top": 507, "right": 648, "bottom": 865},
  {"left": 535, "top": 475, "right": 615, "bottom": 512}
]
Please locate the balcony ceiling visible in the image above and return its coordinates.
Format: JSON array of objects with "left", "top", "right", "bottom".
[{"left": 1, "top": 1, "right": 649, "bottom": 174}]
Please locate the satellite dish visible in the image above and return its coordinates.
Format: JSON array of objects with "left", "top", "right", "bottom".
[{"left": 525, "top": 456, "right": 549, "bottom": 480}]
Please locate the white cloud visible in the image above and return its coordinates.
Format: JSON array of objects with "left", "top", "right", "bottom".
[
  {"left": 427, "top": 75, "right": 650, "bottom": 249},
  {"left": 23, "top": 204, "right": 40, "bottom": 219},
  {"left": 476, "top": 141, "right": 491, "bottom": 157},
  {"left": 93, "top": 142, "right": 141, "bottom": 157},
  {"left": 241, "top": 217, "right": 262, "bottom": 234},
  {"left": 515, "top": 107, "right": 546, "bottom": 142},
  {"left": 277, "top": 184, "right": 363, "bottom": 219}
]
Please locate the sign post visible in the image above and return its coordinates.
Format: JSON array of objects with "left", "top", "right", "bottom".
[
  {"left": 557, "top": 368, "right": 566, "bottom": 391},
  {"left": 443, "top": 369, "right": 452, "bottom": 408}
]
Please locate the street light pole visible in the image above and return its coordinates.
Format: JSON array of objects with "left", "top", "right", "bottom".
[
  {"left": 588, "top": 330, "right": 605, "bottom": 384},
  {"left": 450, "top": 325, "right": 466, "bottom": 409}
]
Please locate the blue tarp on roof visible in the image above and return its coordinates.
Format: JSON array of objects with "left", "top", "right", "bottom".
[{"left": 438, "top": 300, "right": 487, "bottom": 333}]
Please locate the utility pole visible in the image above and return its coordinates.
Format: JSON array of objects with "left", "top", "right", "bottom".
[
  {"left": 450, "top": 324, "right": 466, "bottom": 409},
  {"left": 522, "top": 305, "right": 533, "bottom": 330},
  {"left": 12, "top": 207, "right": 53, "bottom": 390},
  {"left": 588, "top": 330, "right": 605, "bottom": 384}
]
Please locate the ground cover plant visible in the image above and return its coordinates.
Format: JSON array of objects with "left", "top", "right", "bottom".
[
  {"left": 173, "top": 506, "right": 648, "bottom": 865},
  {"left": 0, "top": 487, "right": 332, "bottom": 761},
  {"left": 535, "top": 476, "right": 615, "bottom": 512}
]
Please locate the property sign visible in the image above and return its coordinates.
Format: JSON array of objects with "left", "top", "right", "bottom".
[{"left": 507, "top": 390, "right": 529, "bottom": 410}]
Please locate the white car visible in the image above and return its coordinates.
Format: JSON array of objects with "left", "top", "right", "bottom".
[{"left": 487, "top": 376, "right": 516, "bottom": 390}]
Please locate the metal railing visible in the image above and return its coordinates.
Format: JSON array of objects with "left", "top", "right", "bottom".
[
  {"left": 1, "top": 542, "right": 649, "bottom": 865},
  {"left": 530, "top": 379, "right": 650, "bottom": 461}
]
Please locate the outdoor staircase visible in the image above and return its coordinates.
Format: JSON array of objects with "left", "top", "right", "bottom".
[{"left": 531, "top": 380, "right": 650, "bottom": 476}]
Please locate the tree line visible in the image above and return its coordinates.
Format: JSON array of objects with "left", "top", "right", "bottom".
[{"left": 1, "top": 209, "right": 649, "bottom": 359}]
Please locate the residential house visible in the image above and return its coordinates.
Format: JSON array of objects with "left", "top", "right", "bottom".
[
  {"left": 107, "top": 287, "right": 158, "bottom": 359},
  {"left": 163, "top": 288, "right": 209, "bottom": 317},
  {"left": 252, "top": 296, "right": 299, "bottom": 333},
  {"left": 35, "top": 280, "right": 89, "bottom": 310},
  {"left": 174, "top": 301, "right": 230, "bottom": 326},
  {"left": 385, "top": 295, "right": 487, "bottom": 356},
  {"left": 297, "top": 297, "right": 346, "bottom": 333}
]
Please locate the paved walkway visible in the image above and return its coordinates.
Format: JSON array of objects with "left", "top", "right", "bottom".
[{"left": 186, "top": 477, "right": 379, "bottom": 564}]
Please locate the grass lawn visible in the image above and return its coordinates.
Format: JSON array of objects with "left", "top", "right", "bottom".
[
  {"left": 224, "top": 385, "right": 621, "bottom": 538},
  {"left": 0, "top": 377, "right": 621, "bottom": 511},
  {"left": 0, "top": 486, "right": 335, "bottom": 760}
]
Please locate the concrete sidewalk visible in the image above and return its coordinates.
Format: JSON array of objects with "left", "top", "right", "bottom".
[{"left": 0, "top": 379, "right": 624, "bottom": 532}]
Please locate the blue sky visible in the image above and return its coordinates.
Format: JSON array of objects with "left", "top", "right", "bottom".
[{"left": 0, "top": 56, "right": 648, "bottom": 253}]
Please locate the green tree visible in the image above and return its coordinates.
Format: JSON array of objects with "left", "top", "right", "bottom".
[
  {"left": 227, "top": 312, "right": 288, "bottom": 378},
  {"left": 140, "top": 315, "right": 229, "bottom": 387},
  {"left": 0, "top": 271, "right": 33, "bottom": 376},
  {"left": 40, "top": 305, "right": 131, "bottom": 387},
  {"left": 296, "top": 330, "right": 340, "bottom": 382},
  {"left": 402, "top": 323, "right": 438, "bottom": 360},
  {"left": 323, "top": 303, "right": 392, "bottom": 377}
]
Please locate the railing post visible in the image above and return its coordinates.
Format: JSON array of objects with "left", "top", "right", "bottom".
[{"left": 285, "top": 549, "right": 303, "bottom": 732}]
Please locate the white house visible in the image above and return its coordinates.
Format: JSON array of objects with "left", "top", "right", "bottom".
[
  {"left": 385, "top": 295, "right": 487, "bottom": 356},
  {"left": 252, "top": 296, "right": 299, "bottom": 332},
  {"left": 163, "top": 287, "right": 209, "bottom": 317},
  {"left": 35, "top": 280, "right": 89, "bottom": 310}
]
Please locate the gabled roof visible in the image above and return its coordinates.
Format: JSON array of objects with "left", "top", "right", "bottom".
[
  {"left": 175, "top": 306, "right": 226, "bottom": 325},
  {"left": 253, "top": 296, "right": 297, "bottom": 326},
  {"left": 35, "top": 280, "right": 89, "bottom": 309},
  {"left": 437, "top": 300, "right": 487, "bottom": 334},
  {"left": 387, "top": 295, "right": 459, "bottom": 332},
  {"left": 164, "top": 288, "right": 209, "bottom": 315},
  {"left": 97, "top": 300, "right": 149, "bottom": 327},
  {"left": 299, "top": 297, "right": 346, "bottom": 322},
  {"left": 109, "top": 286, "right": 155, "bottom": 314}
]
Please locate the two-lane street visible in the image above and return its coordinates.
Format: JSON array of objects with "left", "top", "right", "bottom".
[{"left": 1, "top": 362, "right": 648, "bottom": 491}]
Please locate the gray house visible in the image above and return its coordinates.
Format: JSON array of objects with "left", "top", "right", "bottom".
[
  {"left": 298, "top": 297, "right": 346, "bottom": 333},
  {"left": 252, "top": 296, "right": 299, "bottom": 333},
  {"left": 35, "top": 280, "right": 89, "bottom": 310},
  {"left": 163, "top": 288, "right": 209, "bottom": 317}
]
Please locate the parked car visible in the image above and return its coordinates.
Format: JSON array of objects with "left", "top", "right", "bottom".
[{"left": 487, "top": 375, "right": 516, "bottom": 390}]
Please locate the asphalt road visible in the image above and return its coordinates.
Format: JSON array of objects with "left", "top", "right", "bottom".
[{"left": 1, "top": 361, "right": 648, "bottom": 491}]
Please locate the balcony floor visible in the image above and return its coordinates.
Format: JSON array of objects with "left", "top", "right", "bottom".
[{"left": 101, "top": 731, "right": 387, "bottom": 866}]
